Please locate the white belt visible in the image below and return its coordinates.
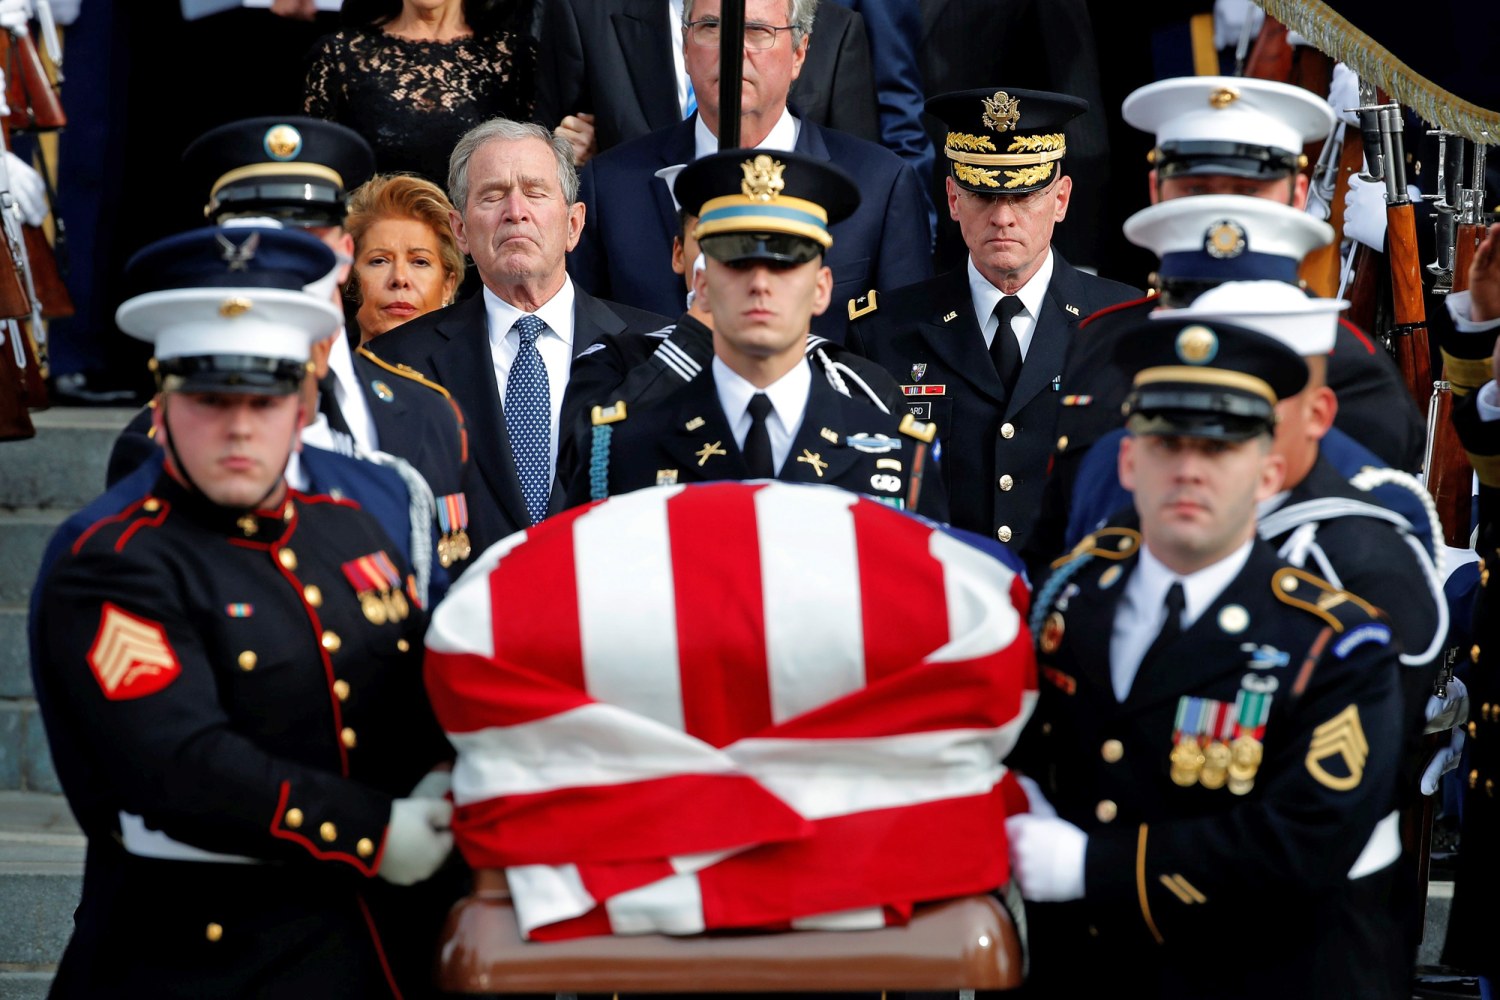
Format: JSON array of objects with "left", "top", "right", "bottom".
[
  {"left": 119, "top": 811, "right": 263, "bottom": 865},
  {"left": 1347, "top": 810, "right": 1401, "bottom": 879}
]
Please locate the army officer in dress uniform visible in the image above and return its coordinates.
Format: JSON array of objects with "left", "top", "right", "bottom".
[
  {"left": 32, "top": 229, "right": 456, "bottom": 999},
  {"left": 1005, "top": 317, "right": 1407, "bottom": 999},
  {"left": 846, "top": 88, "right": 1138, "bottom": 551},
  {"left": 565, "top": 149, "right": 947, "bottom": 519}
]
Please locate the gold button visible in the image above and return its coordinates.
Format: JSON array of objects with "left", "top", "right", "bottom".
[
  {"left": 1489, "top": 779, "right": 1496, "bottom": 798},
  {"left": 1101, "top": 739, "right": 1124, "bottom": 763},
  {"left": 285, "top": 808, "right": 304, "bottom": 829},
  {"left": 237, "top": 650, "right": 257, "bottom": 672},
  {"left": 1095, "top": 799, "right": 1118, "bottom": 823},
  {"left": 998, "top": 474, "right": 1014, "bottom": 492},
  {"left": 1056, "top": 435, "right": 1069, "bottom": 451},
  {"left": 1041, "top": 722, "right": 1052, "bottom": 735},
  {"left": 1473, "top": 644, "right": 1482, "bottom": 663},
  {"left": 396, "top": 638, "right": 410, "bottom": 653},
  {"left": 341, "top": 727, "right": 357, "bottom": 749},
  {"left": 1280, "top": 576, "right": 1298, "bottom": 593},
  {"left": 1471, "top": 769, "right": 1480, "bottom": 789},
  {"left": 1469, "top": 721, "right": 1478, "bottom": 739},
  {"left": 320, "top": 822, "right": 338, "bottom": 842},
  {"left": 333, "top": 679, "right": 350, "bottom": 702},
  {"left": 278, "top": 548, "right": 298, "bottom": 571},
  {"left": 205, "top": 922, "right": 223, "bottom": 943},
  {"left": 282, "top": 503, "right": 294, "bottom": 523},
  {"left": 357, "top": 838, "right": 375, "bottom": 858},
  {"left": 1000, "top": 422, "right": 1015, "bottom": 440},
  {"left": 322, "top": 630, "right": 341, "bottom": 653},
  {"left": 996, "top": 526, "right": 1013, "bottom": 543},
  {"left": 303, "top": 584, "right": 322, "bottom": 608},
  {"left": 143, "top": 498, "right": 161, "bottom": 513}
]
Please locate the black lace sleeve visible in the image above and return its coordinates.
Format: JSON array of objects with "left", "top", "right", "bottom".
[{"left": 303, "top": 31, "right": 344, "bottom": 122}]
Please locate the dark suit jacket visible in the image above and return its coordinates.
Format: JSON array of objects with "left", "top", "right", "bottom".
[
  {"left": 571, "top": 116, "right": 933, "bottom": 341},
  {"left": 369, "top": 286, "right": 669, "bottom": 558},
  {"left": 846, "top": 256, "right": 1138, "bottom": 551},
  {"left": 563, "top": 356, "right": 948, "bottom": 521},
  {"left": 351, "top": 346, "right": 468, "bottom": 500},
  {"left": 534, "top": 0, "right": 878, "bottom": 154}
]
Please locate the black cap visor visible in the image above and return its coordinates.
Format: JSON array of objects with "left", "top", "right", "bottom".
[
  {"left": 700, "top": 232, "right": 824, "bottom": 266},
  {"left": 160, "top": 355, "right": 307, "bottom": 396},
  {"left": 1157, "top": 141, "right": 1299, "bottom": 180},
  {"left": 1126, "top": 385, "right": 1276, "bottom": 441}
]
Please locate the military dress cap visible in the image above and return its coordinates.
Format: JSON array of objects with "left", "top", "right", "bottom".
[
  {"left": 1170, "top": 280, "right": 1347, "bottom": 357},
  {"left": 1124, "top": 76, "right": 1334, "bottom": 179},
  {"left": 1124, "top": 194, "right": 1334, "bottom": 284},
  {"left": 116, "top": 226, "right": 343, "bottom": 395},
  {"left": 926, "top": 87, "right": 1088, "bottom": 195},
  {"left": 676, "top": 148, "right": 861, "bottom": 264},
  {"left": 183, "top": 117, "right": 376, "bottom": 227},
  {"left": 1116, "top": 315, "right": 1308, "bottom": 441}
]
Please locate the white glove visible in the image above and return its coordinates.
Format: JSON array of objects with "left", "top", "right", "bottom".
[
  {"left": 5, "top": 152, "right": 45, "bottom": 226},
  {"left": 1213, "top": 0, "right": 1264, "bottom": 51},
  {"left": 0, "top": 0, "right": 31, "bottom": 32},
  {"left": 43, "top": 0, "right": 78, "bottom": 26},
  {"left": 378, "top": 796, "right": 454, "bottom": 886},
  {"left": 1005, "top": 812, "right": 1087, "bottom": 903},
  {"left": 1327, "top": 63, "right": 1361, "bottom": 127},
  {"left": 1420, "top": 727, "right": 1465, "bottom": 796},
  {"left": 1425, "top": 675, "right": 1470, "bottom": 734},
  {"left": 408, "top": 766, "right": 453, "bottom": 801},
  {"left": 1344, "top": 173, "right": 1388, "bottom": 251}
]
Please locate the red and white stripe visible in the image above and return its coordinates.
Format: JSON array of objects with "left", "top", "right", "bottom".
[{"left": 426, "top": 481, "right": 1037, "bottom": 939}]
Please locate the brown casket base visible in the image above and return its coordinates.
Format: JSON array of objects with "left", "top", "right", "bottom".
[{"left": 437, "top": 869, "right": 1022, "bottom": 994}]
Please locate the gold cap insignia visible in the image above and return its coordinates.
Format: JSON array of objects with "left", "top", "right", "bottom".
[
  {"left": 1209, "top": 87, "right": 1240, "bottom": 109},
  {"left": 740, "top": 154, "right": 786, "bottom": 202},
  {"left": 1204, "top": 220, "right": 1247, "bottom": 259},
  {"left": 263, "top": 124, "right": 304, "bottom": 161},
  {"left": 982, "top": 91, "right": 1022, "bottom": 133},
  {"left": 219, "top": 296, "right": 253, "bottom": 318},
  {"left": 1175, "top": 325, "right": 1219, "bottom": 365},
  {"left": 1305, "top": 704, "right": 1368, "bottom": 791}
]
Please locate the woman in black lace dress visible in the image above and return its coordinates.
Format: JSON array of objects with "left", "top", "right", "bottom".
[{"left": 304, "top": 0, "right": 536, "bottom": 189}]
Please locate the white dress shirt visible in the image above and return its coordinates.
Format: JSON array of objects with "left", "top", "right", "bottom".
[
  {"left": 694, "top": 106, "right": 800, "bottom": 160},
  {"left": 325, "top": 331, "right": 379, "bottom": 454},
  {"left": 712, "top": 356, "right": 810, "bottom": 475},
  {"left": 484, "top": 280, "right": 576, "bottom": 483},
  {"left": 1108, "top": 539, "right": 1254, "bottom": 701},
  {"left": 969, "top": 250, "right": 1054, "bottom": 361}
]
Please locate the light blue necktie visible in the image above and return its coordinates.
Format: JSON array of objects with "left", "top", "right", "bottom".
[
  {"left": 506, "top": 314, "right": 552, "bottom": 525},
  {"left": 684, "top": 78, "right": 697, "bottom": 119}
]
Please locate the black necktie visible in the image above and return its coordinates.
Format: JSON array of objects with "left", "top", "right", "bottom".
[
  {"left": 1141, "top": 582, "right": 1186, "bottom": 667},
  {"left": 744, "top": 393, "right": 775, "bottom": 479},
  {"left": 989, "top": 296, "right": 1025, "bottom": 396},
  {"left": 318, "top": 376, "right": 353, "bottom": 438}
]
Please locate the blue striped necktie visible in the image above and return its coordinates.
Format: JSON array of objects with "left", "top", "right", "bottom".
[
  {"left": 684, "top": 78, "right": 697, "bottom": 119},
  {"left": 506, "top": 314, "right": 552, "bottom": 525}
]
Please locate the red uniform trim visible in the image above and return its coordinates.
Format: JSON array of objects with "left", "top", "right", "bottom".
[
  {"left": 1337, "top": 317, "right": 1377, "bottom": 354},
  {"left": 71, "top": 497, "right": 156, "bottom": 556},
  {"left": 1078, "top": 295, "right": 1153, "bottom": 330},
  {"left": 267, "top": 779, "right": 378, "bottom": 876},
  {"left": 357, "top": 895, "right": 404, "bottom": 1000}
]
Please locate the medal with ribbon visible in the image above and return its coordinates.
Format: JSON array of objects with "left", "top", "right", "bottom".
[
  {"left": 1170, "top": 696, "right": 1237, "bottom": 788},
  {"left": 341, "top": 551, "right": 410, "bottom": 625},
  {"left": 435, "top": 493, "right": 471, "bottom": 568},
  {"left": 1227, "top": 688, "right": 1272, "bottom": 795}
]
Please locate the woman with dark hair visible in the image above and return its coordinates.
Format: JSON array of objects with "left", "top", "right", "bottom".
[{"left": 304, "top": 0, "right": 536, "bottom": 188}]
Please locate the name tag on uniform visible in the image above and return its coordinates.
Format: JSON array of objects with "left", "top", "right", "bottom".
[{"left": 902, "top": 384, "right": 944, "bottom": 421}]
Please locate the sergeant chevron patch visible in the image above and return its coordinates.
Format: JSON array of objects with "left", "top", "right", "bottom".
[
  {"left": 87, "top": 603, "right": 181, "bottom": 700},
  {"left": 1305, "top": 705, "right": 1368, "bottom": 791}
]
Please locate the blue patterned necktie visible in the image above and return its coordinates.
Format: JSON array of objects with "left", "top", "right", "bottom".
[{"left": 506, "top": 314, "right": 552, "bottom": 525}]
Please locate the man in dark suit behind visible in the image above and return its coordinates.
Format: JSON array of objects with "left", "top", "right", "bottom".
[
  {"left": 847, "top": 88, "right": 1139, "bottom": 553},
  {"left": 568, "top": 0, "right": 932, "bottom": 342},
  {"left": 372, "top": 119, "right": 668, "bottom": 559},
  {"left": 534, "top": 0, "right": 879, "bottom": 157}
]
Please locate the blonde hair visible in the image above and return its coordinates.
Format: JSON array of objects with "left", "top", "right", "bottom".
[{"left": 344, "top": 173, "right": 465, "bottom": 304}]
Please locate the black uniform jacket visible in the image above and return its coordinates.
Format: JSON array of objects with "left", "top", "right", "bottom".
[
  {"left": 34, "top": 475, "right": 451, "bottom": 998},
  {"left": 352, "top": 344, "right": 468, "bottom": 499},
  {"left": 370, "top": 288, "right": 669, "bottom": 559},
  {"left": 557, "top": 312, "right": 907, "bottom": 488},
  {"left": 564, "top": 356, "right": 948, "bottom": 521},
  {"left": 845, "top": 256, "right": 1138, "bottom": 550},
  {"left": 1014, "top": 523, "right": 1406, "bottom": 999}
]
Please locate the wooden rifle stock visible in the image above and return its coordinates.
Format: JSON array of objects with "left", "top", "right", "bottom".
[
  {"left": 1302, "top": 133, "right": 1365, "bottom": 297},
  {"left": 0, "top": 319, "right": 34, "bottom": 439},
  {"left": 1243, "top": 16, "right": 1293, "bottom": 82},
  {"left": 1423, "top": 223, "right": 1485, "bottom": 547},
  {"left": 1386, "top": 202, "right": 1433, "bottom": 409},
  {"left": 0, "top": 29, "right": 62, "bottom": 131},
  {"left": 23, "top": 222, "right": 69, "bottom": 318}
]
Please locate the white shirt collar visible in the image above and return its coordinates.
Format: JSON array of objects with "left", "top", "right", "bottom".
[
  {"left": 324, "top": 329, "right": 378, "bottom": 453},
  {"left": 712, "top": 354, "right": 811, "bottom": 471},
  {"left": 694, "top": 107, "right": 800, "bottom": 160},
  {"left": 1136, "top": 537, "right": 1255, "bottom": 629},
  {"left": 967, "top": 249, "right": 1054, "bottom": 356},
  {"left": 482, "top": 278, "right": 576, "bottom": 349}
]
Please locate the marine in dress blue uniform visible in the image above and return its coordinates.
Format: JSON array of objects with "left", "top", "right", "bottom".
[
  {"left": 32, "top": 229, "right": 457, "bottom": 999},
  {"left": 1007, "top": 317, "right": 1407, "bottom": 999}
]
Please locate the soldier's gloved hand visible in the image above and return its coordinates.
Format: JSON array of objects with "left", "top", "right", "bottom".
[
  {"left": 1212, "top": 0, "right": 1263, "bottom": 51},
  {"left": 1005, "top": 813, "right": 1086, "bottom": 902},
  {"left": 1344, "top": 173, "right": 1388, "bottom": 252},
  {"left": 1424, "top": 675, "right": 1469, "bottom": 734},
  {"left": 1421, "top": 727, "right": 1465, "bottom": 796},
  {"left": 5, "top": 151, "right": 46, "bottom": 226},
  {"left": 378, "top": 796, "right": 454, "bottom": 886},
  {"left": 1327, "top": 63, "right": 1361, "bottom": 127},
  {"left": 0, "top": 0, "right": 32, "bottom": 32},
  {"left": 408, "top": 765, "right": 453, "bottom": 801}
]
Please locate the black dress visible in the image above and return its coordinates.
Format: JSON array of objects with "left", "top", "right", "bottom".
[{"left": 304, "top": 28, "right": 536, "bottom": 187}]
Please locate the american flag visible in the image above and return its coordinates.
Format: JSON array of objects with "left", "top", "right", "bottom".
[{"left": 425, "top": 482, "right": 1037, "bottom": 940}]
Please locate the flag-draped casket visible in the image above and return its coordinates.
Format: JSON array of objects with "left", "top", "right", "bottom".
[{"left": 425, "top": 481, "right": 1037, "bottom": 940}]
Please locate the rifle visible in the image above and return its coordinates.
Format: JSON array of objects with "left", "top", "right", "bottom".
[{"left": 0, "top": 19, "right": 63, "bottom": 132}]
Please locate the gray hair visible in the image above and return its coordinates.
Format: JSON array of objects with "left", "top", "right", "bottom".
[
  {"left": 447, "top": 117, "right": 580, "bottom": 210},
  {"left": 684, "top": 0, "right": 818, "bottom": 48}
]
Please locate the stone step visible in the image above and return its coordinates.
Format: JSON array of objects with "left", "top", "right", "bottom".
[
  {"left": 0, "top": 407, "right": 134, "bottom": 511},
  {"left": 0, "top": 792, "right": 83, "bottom": 976},
  {"left": 0, "top": 699, "right": 58, "bottom": 794},
  {"left": 0, "top": 510, "right": 62, "bottom": 607},
  {"left": 0, "top": 606, "right": 30, "bottom": 700}
]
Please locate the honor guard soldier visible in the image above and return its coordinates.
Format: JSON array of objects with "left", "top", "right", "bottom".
[
  {"left": 845, "top": 88, "right": 1139, "bottom": 550},
  {"left": 33, "top": 228, "right": 457, "bottom": 999},
  {"left": 565, "top": 149, "right": 948, "bottom": 519},
  {"left": 1006, "top": 317, "right": 1406, "bottom": 999}
]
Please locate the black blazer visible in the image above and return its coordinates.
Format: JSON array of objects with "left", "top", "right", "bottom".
[
  {"left": 351, "top": 346, "right": 468, "bottom": 500},
  {"left": 846, "top": 256, "right": 1139, "bottom": 551},
  {"left": 369, "top": 287, "right": 669, "bottom": 557},
  {"left": 533, "top": 0, "right": 879, "bottom": 153}
]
